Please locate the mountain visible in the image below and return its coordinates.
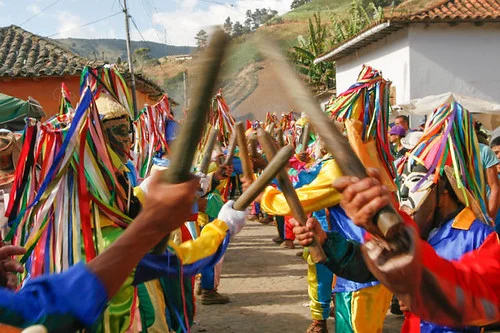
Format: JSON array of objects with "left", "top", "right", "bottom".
[{"left": 55, "top": 38, "right": 194, "bottom": 63}]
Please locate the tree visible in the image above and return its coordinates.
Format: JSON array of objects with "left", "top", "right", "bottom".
[
  {"left": 291, "top": 0, "right": 312, "bottom": 9},
  {"left": 291, "top": 14, "right": 335, "bottom": 92},
  {"left": 232, "top": 21, "right": 245, "bottom": 37},
  {"left": 223, "top": 17, "right": 233, "bottom": 35},
  {"left": 195, "top": 29, "right": 209, "bottom": 49}
]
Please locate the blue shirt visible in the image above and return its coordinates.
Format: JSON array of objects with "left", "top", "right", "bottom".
[
  {"left": 420, "top": 214, "right": 493, "bottom": 333},
  {"left": 0, "top": 263, "right": 108, "bottom": 330}
]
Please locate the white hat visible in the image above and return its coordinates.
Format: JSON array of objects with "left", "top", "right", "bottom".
[{"left": 401, "top": 131, "right": 424, "bottom": 150}]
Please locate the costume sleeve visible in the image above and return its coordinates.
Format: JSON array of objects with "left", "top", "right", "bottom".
[
  {"left": 363, "top": 226, "right": 500, "bottom": 327},
  {"left": 133, "top": 220, "right": 230, "bottom": 284},
  {"left": 323, "top": 231, "right": 377, "bottom": 283},
  {"left": 260, "top": 159, "right": 343, "bottom": 215},
  {"left": 0, "top": 263, "right": 108, "bottom": 330}
]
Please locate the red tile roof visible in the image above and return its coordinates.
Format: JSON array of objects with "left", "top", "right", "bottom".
[
  {"left": 315, "top": 0, "right": 500, "bottom": 63},
  {"left": 404, "top": 0, "right": 500, "bottom": 22},
  {"left": 0, "top": 25, "right": 165, "bottom": 100}
]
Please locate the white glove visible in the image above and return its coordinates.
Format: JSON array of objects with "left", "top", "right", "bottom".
[
  {"left": 217, "top": 200, "right": 247, "bottom": 236},
  {"left": 195, "top": 172, "right": 209, "bottom": 197}
]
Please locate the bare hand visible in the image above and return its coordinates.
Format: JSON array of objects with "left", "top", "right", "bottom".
[
  {"left": 399, "top": 299, "right": 410, "bottom": 313},
  {"left": 332, "top": 168, "right": 391, "bottom": 236},
  {"left": 215, "top": 164, "right": 233, "bottom": 181},
  {"left": 291, "top": 217, "right": 327, "bottom": 247},
  {"left": 141, "top": 172, "right": 199, "bottom": 234},
  {"left": 0, "top": 244, "right": 26, "bottom": 289}
]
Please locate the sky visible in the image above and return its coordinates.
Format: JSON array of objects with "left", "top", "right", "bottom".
[{"left": 0, "top": 0, "right": 294, "bottom": 46}]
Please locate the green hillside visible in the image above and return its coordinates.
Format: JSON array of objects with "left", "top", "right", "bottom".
[
  {"left": 55, "top": 38, "right": 194, "bottom": 63},
  {"left": 284, "top": 0, "right": 353, "bottom": 21}
]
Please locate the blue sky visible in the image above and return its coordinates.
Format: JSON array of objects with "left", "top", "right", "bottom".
[{"left": 0, "top": 0, "right": 294, "bottom": 46}]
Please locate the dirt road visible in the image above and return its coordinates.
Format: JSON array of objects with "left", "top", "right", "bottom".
[{"left": 193, "top": 221, "right": 404, "bottom": 332}]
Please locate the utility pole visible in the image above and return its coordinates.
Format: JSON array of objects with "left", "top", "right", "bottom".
[{"left": 123, "top": 0, "right": 138, "bottom": 117}]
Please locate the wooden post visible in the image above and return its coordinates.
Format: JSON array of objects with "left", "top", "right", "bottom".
[
  {"left": 257, "top": 129, "right": 327, "bottom": 263},
  {"left": 259, "top": 37, "right": 405, "bottom": 242}
]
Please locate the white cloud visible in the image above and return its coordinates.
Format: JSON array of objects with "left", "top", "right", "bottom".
[
  {"left": 148, "top": 0, "right": 293, "bottom": 46},
  {"left": 0, "top": 1, "right": 4, "bottom": 7},
  {"left": 27, "top": 4, "right": 41, "bottom": 15}
]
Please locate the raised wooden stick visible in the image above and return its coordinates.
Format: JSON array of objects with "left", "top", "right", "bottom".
[
  {"left": 233, "top": 145, "right": 294, "bottom": 211},
  {"left": 299, "top": 123, "right": 310, "bottom": 153},
  {"left": 235, "top": 121, "right": 254, "bottom": 181},
  {"left": 257, "top": 129, "right": 326, "bottom": 263},
  {"left": 223, "top": 132, "right": 237, "bottom": 166},
  {"left": 260, "top": 37, "right": 405, "bottom": 241},
  {"left": 276, "top": 128, "right": 284, "bottom": 147},
  {"left": 198, "top": 127, "right": 218, "bottom": 174},
  {"left": 153, "top": 29, "right": 229, "bottom": 254}
]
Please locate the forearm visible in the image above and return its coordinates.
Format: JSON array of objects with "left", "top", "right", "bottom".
[
  {"left": 87, "top": 211, "right": 168, "bottom": 298},
  {"left": 363, "top": 230, "right": 500, "bottom": 327},
  {"left": 488, "top": 187, "right": 499, "bottom": 219},
  {"left": 323, "top": 231, "right": 376, "bottom": 283}
]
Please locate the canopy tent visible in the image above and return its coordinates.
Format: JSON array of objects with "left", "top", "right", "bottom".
[
  {"left": 0, "top": 93, "right": 45, "bottom": 131},
  {"left": 396, "top": 92, "right": 500, "bottom": 130}
]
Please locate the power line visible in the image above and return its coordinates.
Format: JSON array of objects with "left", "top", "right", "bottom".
[
  {"left": 19, "top": 0, "right": 62, "bottom": 26},
  {"left": 46, "top": 12, "right": 122, "bottom": 38}
]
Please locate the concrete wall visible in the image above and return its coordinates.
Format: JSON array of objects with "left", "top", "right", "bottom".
[
  {"left": 336, "top": 28, "right": 411, "bottom": 105},
  {"left": 408, "top": 23, "right": 500, "bottom": 104}
]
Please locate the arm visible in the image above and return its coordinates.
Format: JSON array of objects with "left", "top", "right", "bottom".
[
  {"left": 333, "top": 168, "right": 500, "bottom": 326},
  {"left": 261, "top": 159, "right": 343, "bottom": 215},
  {"left": 0, "top": 174, "right": 198, "bottom": 330},
  {"left": 485, "top": 166, "right": 499, "bottom": 219},
  {"left": 292, "top": 217, "right": 376, "bottom": 283}
]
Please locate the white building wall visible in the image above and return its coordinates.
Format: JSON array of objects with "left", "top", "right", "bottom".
[
  {"left": 336, "top": 29, "right": 410, "bottom": 105},
  {"left": 408, "top": 23, "right": 500, "bottom": 104}
]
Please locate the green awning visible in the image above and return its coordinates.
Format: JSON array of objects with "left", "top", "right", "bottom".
[{"left": 0, "top": 93, "right": 45, "bottom": 131}]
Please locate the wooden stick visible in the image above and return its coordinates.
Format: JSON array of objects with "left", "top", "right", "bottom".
[
  {"left": 299, "top": 123, "right": 310, "bottom": 153},
  {"left": 248, "top": 133, "right": 259, "bottom": 157},
  {"left": 233, "top": 145, "right": 294, "bottom": 211},
  {"left": 259, "top": 37, "right": 405, "bottom": 241},
  {"left": 153, "top": 29, "right": 229, "bottom": 254},
  {"left": 257, "top": 129, "right": 327, "bottom": 263},
  {"left": 223, "top": 132, "right": 237, "bottom": 166},
  {"left": 276, "top": 128, "right": 284, "bottom": 148},
  {"left": 198, "top": 127, "right": 218, "bottom": 174},
  {"left": 235, "top": 122, "right": 254, "bottom": 181}
]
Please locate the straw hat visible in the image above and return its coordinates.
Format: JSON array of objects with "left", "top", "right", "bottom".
[
  {"left": 0, "top": 129, "right": 17, "bottom": 187},
  {"left": 95, "top": 94, "right": 129, "bottom": 121}
]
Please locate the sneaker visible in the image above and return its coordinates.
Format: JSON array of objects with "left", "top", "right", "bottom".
[
  {"left": 272, "top": 236, "right": 284, "bottom": 244},
  {"left": 306, "top": 319, "right": 328, "bottom": 333},
  {"left": 201, "top": 289, "right": 230, "bottom": 305},
  {"left": 280, "top": 239, "right": 295, "bottom": 249}
]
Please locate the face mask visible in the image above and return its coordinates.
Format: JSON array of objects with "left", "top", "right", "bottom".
[{"left": 399, "top": 162, "right": 434, "bottom": 215}]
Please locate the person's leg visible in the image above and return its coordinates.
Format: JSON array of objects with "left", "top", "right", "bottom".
[
  {"left": 273, "top": 215, "right": 285, "bottom": 244},
  {"left": 350, "top": 284, "right": 392, "bottom": 332},
  {"left": 281, "top": 216, "right": 296, "bottom": 249},
  {"left": 306, "top": 251, "right": 333, "bottom": 333},
  {"left": 335, "top": 291, "right": 354, "bottom": 333}
]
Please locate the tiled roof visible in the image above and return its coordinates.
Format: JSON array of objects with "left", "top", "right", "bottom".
[
  {"left": 405, "top": 0, "right": 500, "bottom": 22},
  {"left": 0, "top": 25, "right": 164, "bottom": 100},
  {"left": 315, "top": 0, "right": 500, "bottom": 63}
]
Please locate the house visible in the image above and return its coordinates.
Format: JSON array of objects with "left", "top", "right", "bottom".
[
  {"left": 314, "top": 0, "right": 500, "bottom": 126},
  {"left": 0, "top": 25, "right": 166, "bottom": 118}
]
